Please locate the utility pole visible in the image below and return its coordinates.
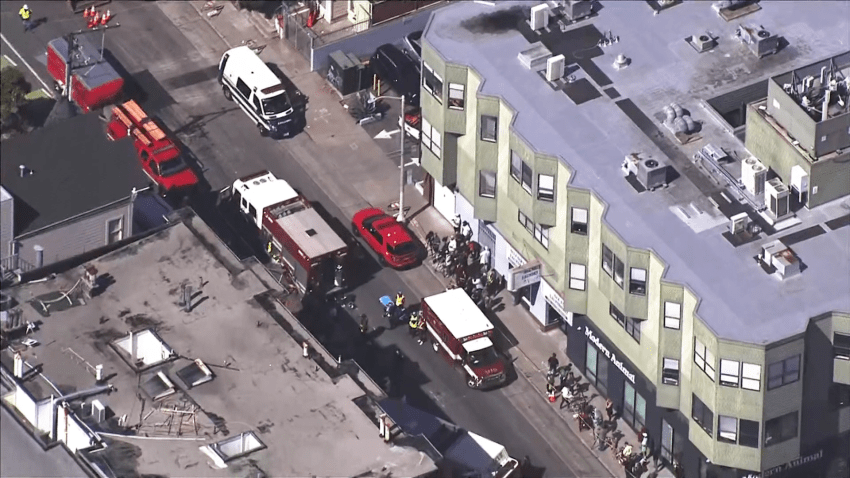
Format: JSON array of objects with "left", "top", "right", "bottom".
[{"left": 62, "top": 24, "right": 120, "bottom": 101}]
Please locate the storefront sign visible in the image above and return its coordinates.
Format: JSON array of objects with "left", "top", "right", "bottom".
[
  {"left": 544, "top": 291, "right": 572, "bottom": 325},
  {"left": 585, "top": 327, "right": 636, "bottom": 384},
  {"left": 507, "top": 259, "right": 541, "bottom": 291},
  {"left": 760, "top": 449, "right": 823, "bottom": 478},
  {"left": 507, "top": 246, "right": 526, "bottom": 268}
]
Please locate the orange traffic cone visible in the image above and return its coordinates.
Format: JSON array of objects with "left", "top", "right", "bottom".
[
  {"left": 101, "top": 10, "right": 111, "bottom": 25},
  {"left": 83, "top": 7, "right": 90, "bottom": 18},
  {"left": 91, "top": 11, "right": 100, "bottom": 28}
]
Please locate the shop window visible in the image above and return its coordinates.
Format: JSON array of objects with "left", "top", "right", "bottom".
[
  {"left": 692, "top": 393, "right": 714, "bottom": 437},
  {"left": 623, "top": 382, "right": 646, "bottom": 430},
  {"left": 423, "top": 63, "right": 443, "bottom": 102},
  {"left": 720, "top": 359, "right": 740, "bottom": 387},
  {"left": 448, "top": 83, "right": 464, "bottom": 110},
  {"left": 479, "top": 170, "right": 496, "bottom": 198},
  {"left": 694, "top": 338, "right": 715, "bottom": 381},
  {"left": 739, "top": 419, "right": 760, "bottom": 448},
  {"left": 569, "top": 263, "right": 586, "bottom": 291},
  {"left": 609, "top": 303, "right": 625, "bottom": 328},
  {"left": 602, "top": 244, "right": 614, "bottom": 277},
  {"left": 664, "top": 302, "right": 681, "bottom": 330},
  {"left": 764, "top": 411, "right": 798, "bottom": 447},
  {"left": 742, "top": 363, "right": 761, "bottom": 391},
  {"left": 662, "top": 358, "right": 680, "bottom": 385},
  {"left": 661, "top": 420, "right": 674, "bottom": 462},
  {"left": 834, "top": 333, "right": 850, "bottom": 359},
  {"left": 613, "top": 256, "right": 625, "bottom": 288},
  {"left": 570, "top": 207, "right": 588, "bottom": 235},
  {"left": 517, "top": 210, "right": 533, "bottom": 233},
  {"left": 718, "top": 415, "right": 737, "bottom": 443},
  {"left": 629, "top": 267, "right": 646, "bottom": 295},
  {"left": 537, "top": 174, "right": 555, "bottom": 202},
  {"left": 768, "top": 355, "right": 800, "bottom": 390},
  {"left": 481, "top": 115, "right": 497, "bottom": 142},
  {"left": 533, "top": 223, "right": 549, "bottom": 250}
]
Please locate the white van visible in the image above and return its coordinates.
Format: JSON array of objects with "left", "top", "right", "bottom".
[{"left": 218, "top": 46, "right": 307, "bottom": 137}]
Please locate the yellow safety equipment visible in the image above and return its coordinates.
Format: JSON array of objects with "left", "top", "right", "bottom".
[
  {"left": 267, "top": 242, "right": 272, "bottom": 253},
  {"left": 19, "top": 7, "right": 31, "bottom": 20},
  {"left": 408, "top": 313, "right": 419, "bottom": 329},
  {"left": 395, "top": 294, "right": 405, "bottom": 307}
]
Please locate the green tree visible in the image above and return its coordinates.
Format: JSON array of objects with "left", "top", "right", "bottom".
[{"left": 1, "top": 66, "right": 30, "bottom": 121}]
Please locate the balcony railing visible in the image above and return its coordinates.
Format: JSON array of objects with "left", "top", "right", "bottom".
[{"left": 0, "top": 254, "right": 37, "bottom": 278}]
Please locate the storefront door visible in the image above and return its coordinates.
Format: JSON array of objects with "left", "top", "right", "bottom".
[
  {"left": 597, "top": 354, "right": 609, "bottom": 397},
  {"left": 586, "top": 345, "right": 598, "bottom": 385},
  {"left": 623, "top": 382, "right": 647, "bottom": 431}
]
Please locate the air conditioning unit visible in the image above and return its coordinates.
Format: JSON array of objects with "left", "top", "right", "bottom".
[
  {"left": 623, "top": 154, "right": 668, "bottom": 190},
  {"left": 741, "top": 157, "right": 767, "bottom": 196},
  {"left": 690, "top": 33, "right": 717, "bottom": 53},
  {"left": 546, "top": 55, "right": 565, "bottom": 82},
  {"left": 729, "top": 212, "right": 750, "bottom": 235},
  {"left": 738, "top": 24, "right": 780, "bottom": 58},
  {"left": 563, "top": 0, "right": 593, "bottom": 21},
  {"left": 530, "top": 4, "right": 550, "bottom": 31},
  {"left": 765, "top": 178, "right": 790, "bottom": 220}
]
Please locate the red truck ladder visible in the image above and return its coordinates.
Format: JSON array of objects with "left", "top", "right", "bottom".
[{"left": 111, "top": 100, "right": 167, "bottom": 146}]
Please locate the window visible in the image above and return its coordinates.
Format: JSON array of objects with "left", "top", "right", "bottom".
[
  {"left": 692, "top": 394, "right": 714, "bottom": 437},
  {"left": 423, "top": 63, "right": 443, "bottom": 102},
  {"left": 768, "top": 355, "right": 801, "bottom": 390},
  {"left": 448, "top": 83, "right": 464, "bottom": 110},
  {"left": 835, "top": 333, "right": 850, "bottom": 359},
  {"left": 537, "top": 174, "right": 555, "bottom": 201},
  {"left": 664, "top": 302, "right": 682, "bottom": 330},
  {"left": 739, "top": 419, "right": 760, "bottom": 448},
  {"left": 694, "top": 338, "right": 715, "bottom": 381},
  {"left": 764, "top": 411, "right": 798, "bottom": 447},
  {"left": 235, "top": 78, "right": 251, "bottom": 98},
  {"left": 830, "top": 384, "right": 850, "bottom": 409},
  {"left": 481, "top": 115, "right": 497, "bottom": 142},
  {"left": 691, "top": 394, "right": 714, "bottom": 436},
  {"left": 570, "top": 207, "right": 588, "bottom": 234},
  {"left": 720, "top": 360, "right": 740, "bottom": 387},
  {"left": 521, "top": 162, "right": 532, "bottom": 193},
  {"left": 718, "top": 416, "right": 738, "bottom": 443},
  {"left": 511, "top": 151, "right": 522, "bottom": 182},
  {"left": 569, "top": 263, "right": 586, "bottom": 291},
  {"left": 662, "top": 358, "right": 680, "bottom": 385},
  {"left": 421, "top": 118, "right": 441, "bottom": 158},
  {"left": 479, "top": 170, "right": 496, "bottom": 198},
  {"left": 252, "top": 95, "right": 262, "bottom": 113},
  {"left": 602, "top": 244, "right": 614, "bottom": 276},
  {"left": 741, "top": 363, "right": 761, "bottom": 391},
  {"left": 661, "top": 419, "right": 675, "bottom": 462},
  {"left": 629, "top": 268, "right": 646, "bottom": 295},
  {"left": 613, "top": 255, "right": 625, "bottom": 288},
  {"left": 107, "top": 217, "right": 123, "bottom": 244},
  {"left": 623, "top": 382, "right": 646, "bottom": 429},
  {"left": 609, "top": 303, "right": 625, "bottom": 327},
  {"left": 533, "top": 223, "right": 549, "bottom": 249},
  {"left": 517, "top": 210, "right": 533, "bottom": 233},
  {"left": 625, "top": 317, "right": 641, "bottom": 343}
]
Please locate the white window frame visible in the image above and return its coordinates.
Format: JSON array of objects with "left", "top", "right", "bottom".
[
  {"left": 537, "top": 174, "right": 555, "bottom": 202},
  {"left": 423, "top": 63, "right": 443, "bottom": 102},
  {"left": 720, "top": 359, "right": 740, "bottom": 387},
  {"left": 421, "top": 118, "right": 441, "bottom": 158},
  {"left": 706, "top": 348, "right": 716, "bottom": 381},
  {"left": 602, "top": 244, "right": 614, "bottom": 277},
  {"left": 571, "top": 207, "right": 588, "bottom": 234},
  {"left": 106, "top": 217, "right": 124, "bottom": 244},
  {"left": 662, "top": 358, "right": 679, "bottom": 385},
  {"left": 695, "top": 338, "right": 715, "bottom": 381},
  {"left": 742, "top": 363, "right": 762, "bottom": 391},
  {"left": 481, "top": 115, "right": 498, "bottom": 142},
  {"left": 448, "top": 83, "right": 464, "bottom": 110},
  {"left": 478, "top": 170, "right": 496, "bottom": 198},
  {"left": 664, "top": 302, "right": 682, "bottom": 330},
  {"left": 613, "top": 255, "right": 624, "bottom": 288},
  {"left": 629, "top": 267, "right": 646, "bottom": 295},
  {"left": 719, "top": 415, "right": 738, "bottom": 443},
  {"left": 569, "top": 263, "right": 586, "bottom": 291},
  {"left": 533, "top": 223, "right": 549, "bottom": 250},
  {"left": 517, "top": 210, "right": 532, "bottom": 232}
]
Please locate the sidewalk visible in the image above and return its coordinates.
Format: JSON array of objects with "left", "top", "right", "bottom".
[{"left": 182, "top": 3, "right": 671, "bottom": 477}]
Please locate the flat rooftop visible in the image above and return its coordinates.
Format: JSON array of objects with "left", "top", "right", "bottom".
[
  {"left": 1, "top": 215, "right": 435, "bottom": 477},
  {"left": 425, "top": 1, "right": 850, "bottom": 343}
]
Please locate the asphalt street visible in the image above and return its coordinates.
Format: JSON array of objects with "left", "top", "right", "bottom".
[{"left": 0, "top": 2, "right": 594, "bottom": 477}]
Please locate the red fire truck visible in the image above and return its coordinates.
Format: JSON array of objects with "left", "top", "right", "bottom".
[
  {"left": 47, "top": 35, "right": 123, "bottom": 113},
  {"left": 106, "top": 100, "right": 199, "bottom": 195},
  {"left": 421, "top": 289, "right": 508, "bottom": 389},
  {"left": 231, "top": 171, "right": 348, "bottom": 294}
]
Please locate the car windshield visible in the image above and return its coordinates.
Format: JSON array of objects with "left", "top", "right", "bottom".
[
  {"left": 158, "top": 156, "right": 188, "bottom": 177},
  {"left": 388, "top": 241, "right": 416, "bottom": 256},
  {"left": 467, "top": 347, "right": 500, "bottom": 367},
  {"left": 262, "top": 93, "right": 292, "bottom": 115}
]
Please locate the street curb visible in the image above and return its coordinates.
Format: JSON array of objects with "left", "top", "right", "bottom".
[{"left": 409, "top": 229, "right": 621, "bottom": 478}]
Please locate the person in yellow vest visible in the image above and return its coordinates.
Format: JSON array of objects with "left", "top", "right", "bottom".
[
  {"left": 19, "top": 5, "right": 35, "bottom": 32},
  {"left": 395, "top": 291, "right": 405, "bottom": 308},
  {"left": 408, "top": 311, "right": 420, "bottom": 338},
  {"left": 416, "top": 318, "right": 426, "bottom": 345}
]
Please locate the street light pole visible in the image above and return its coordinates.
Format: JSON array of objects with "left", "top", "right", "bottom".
[{"left": 374, "top": 94, "right": 407, "bottom": 223}]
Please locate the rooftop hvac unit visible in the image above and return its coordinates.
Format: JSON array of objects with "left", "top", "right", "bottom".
[
  {"left": 546, "top": 55, "right": 565, "bottom": 82},
  {"left": 741, "top": 157, "right": 767, "bottom": 196},
  {"left": 623, "top": 154, "right": 668, "bottom": 190},
  {"left": 690, "top": 33, "right": 717, "bottom": 53},
  {"left": 738, "top": 25, "right": 779, "bottom": 58},
  {"left": 729, "top": 212, "right": 750, "bottom": 235},
  {"left": 563, "top": 0, "right": 593, "bottom": 21},
  {"left": 530, "top": 4, "right": 550, "bottom": 31},
  {"left": 765, "top": 178, "right": 790, "bottom": 220}
]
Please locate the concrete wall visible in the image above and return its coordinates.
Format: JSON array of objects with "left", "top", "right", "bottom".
[
  {"left": 814, "top": 113, "right": 850, "bottom": 158},
  {"left": 56, "top": 405, "right": 96, "bottom": 452},
  {"left": 15, "top": 200, "right": 133, "bottom": 268},
  {"left": 809, "top": 150, "right": 850, "bottom": 207},
  {"left": 1, "top": 189, "right": 13, "bottom": 256},
  {"left": 766, "top": 79, "right": 818, "bottom": 156}
]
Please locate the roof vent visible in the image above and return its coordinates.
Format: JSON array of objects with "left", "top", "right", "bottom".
[
  {"left": 305, "top": 228, "right": 317, "bottom": 237},
  {"left": 622, "top": 153, "right": 668, "bottom": 191},
  {"left": 19, "top": 165, "right": 27, "bottom": 178},
  {"left": 687, "top": 33, "right": 717, "bottom": 53}
]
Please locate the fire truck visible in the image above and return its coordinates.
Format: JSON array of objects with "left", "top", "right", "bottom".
[
  {"left": 421, "top": 289, "right": 508, "bottom": 389},
  {"left": 106, "top": 100, "right": 199, "bottom": 195},
  {"left": 230, "top": 171, "right": 348, "bottom": 294}
]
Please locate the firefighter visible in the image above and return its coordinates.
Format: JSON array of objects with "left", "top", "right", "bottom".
[
  {"left": 395, "top": 291, "right": 405, "bottom": 309},
  {"left": 416, "top": 317, "right": 426, "bottom": 345},
  {"left": 408, "top": 310, "right": 420, "bottom": 337}
]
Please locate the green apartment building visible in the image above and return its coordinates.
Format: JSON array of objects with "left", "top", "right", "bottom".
[{"left": 415, "top": 2, "right": 850, "bottom": 477}]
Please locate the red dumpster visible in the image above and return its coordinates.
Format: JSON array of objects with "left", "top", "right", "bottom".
[{"left": 46, "top": 35, "right": 123, "bottom": 112}]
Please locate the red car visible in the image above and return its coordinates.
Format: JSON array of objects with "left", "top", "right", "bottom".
[{"left": 351, "top": 208, "right": 420, "bottom": 268}]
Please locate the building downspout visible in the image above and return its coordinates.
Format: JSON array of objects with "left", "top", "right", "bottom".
[{"left": 50, "top": 384, "right": 114, "bottom": 440}]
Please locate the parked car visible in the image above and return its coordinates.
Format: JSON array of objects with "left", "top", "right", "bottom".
[
  {"left": 370, "top": 44, "right": 420, "bottom": 107},
  {"left": 351, "top": 208, "right": 420, "bottom": 268},
  {"left": 403, "top": 31, "right": 423, "bottom": 65}
]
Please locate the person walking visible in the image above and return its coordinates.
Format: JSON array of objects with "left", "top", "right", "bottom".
[
  {"left": 359, "top": 314, "right": 369, "bottom": 335},
  {"left": 19, "top": 5, "right": 35, "bottom": 32},
  {"left": 605, "top": 397, "right": 615, "bottom": 422},
  {"left": 547, "top": 353, "right": 560, "bottom": 376},
  {"left": 559, "top": 384, "right": 574, "bottom": 409},
  {"left": 479, "top": 246, "right": 491, "bottom": 271},
  {"left": 416, "top": 319, "right": 427, "bottom": 345}
]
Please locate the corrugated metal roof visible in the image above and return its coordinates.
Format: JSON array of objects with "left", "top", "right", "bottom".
[{"left": 274, "top": 208, "right": 346, "bottom": 259}]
